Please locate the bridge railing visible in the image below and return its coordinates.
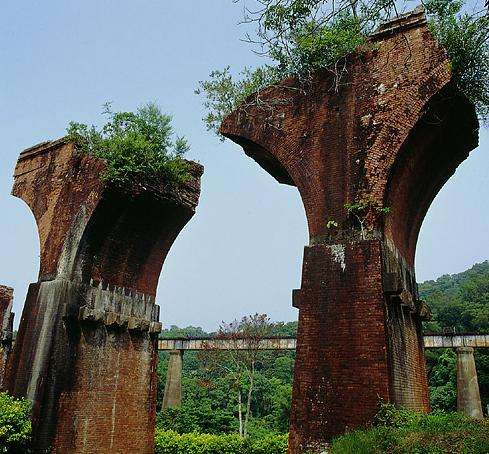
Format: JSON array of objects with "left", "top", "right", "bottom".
[{"left": 158, "top": 334, "right": 489, "bottom": 351}]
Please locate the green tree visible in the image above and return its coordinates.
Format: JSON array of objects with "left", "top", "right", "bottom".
[
  {"left": 0, "top": 392, "right": 32, "bottom": 454},
  {"left": 199, "top": 314, "right": 274, "bottom": 437},
  {"left": 421, "top": 261, "right": 489, "bottom": 412},
  {"left": 197, "top": 0, "right": 489, "bottom": 137},
  {"left": 67, "top": 102, "right": 189, "bottom": 186}
]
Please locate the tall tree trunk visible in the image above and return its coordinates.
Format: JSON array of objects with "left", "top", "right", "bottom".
[
  {"left": 244, "top": 362, "right": 255, "bottom": 438},
  {"left": 238, "top": 389, "right": 243, "bottom": 437}
]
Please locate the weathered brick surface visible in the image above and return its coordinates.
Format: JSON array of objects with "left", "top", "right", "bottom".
[
  {"left": 0, "top": 285, "right": 14, "bottom": 388},
  {"left": 221, "top": 8, "right": 478, "bottom": 452},
  {"left": 5, "top": 139, "right": 203, "bottom": 452}
]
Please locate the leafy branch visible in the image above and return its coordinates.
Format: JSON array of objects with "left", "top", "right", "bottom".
[{"left": 197, "top": 0, "right": 489, "bottom": 138}]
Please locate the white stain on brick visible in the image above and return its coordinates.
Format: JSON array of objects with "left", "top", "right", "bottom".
[{"left": 327, "top": 244, "right": 346, "bottom": 272}]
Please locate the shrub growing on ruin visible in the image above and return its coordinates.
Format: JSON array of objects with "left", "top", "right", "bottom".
[
  {"left": 426, "top": 0, "right": 489, "bottom": 121},
  {"left": 67, "top": 102, "right": 190, "bottom": 187},
  {"left": 196, "top": 0, "right": 489, "bottom": 137}
]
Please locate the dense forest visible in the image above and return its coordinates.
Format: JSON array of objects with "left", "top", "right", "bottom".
[
  {"left": 156, "top": 261, "right": 489, "bottom": 437},
  {"left": 420, "top": 261, "right": 489, "bottom": 412}
]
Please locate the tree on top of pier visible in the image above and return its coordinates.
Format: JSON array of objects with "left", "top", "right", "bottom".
[{"left": 196, "top": 0, "right": 489, "bottom": 137}]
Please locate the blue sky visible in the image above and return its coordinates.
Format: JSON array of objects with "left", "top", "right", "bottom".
[{"left": 1, "top": 1, "right": 487, "bottom": 330}]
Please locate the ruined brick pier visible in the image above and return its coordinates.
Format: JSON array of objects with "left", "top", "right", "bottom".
[
  {"left": 4, "top": 139, "right": 202, "bottom": 453},
  {"left": 0, "top": 286, "right": 14, "bottom": 388},
  {"left": 221, "top": 8, "right": 479, "bottom": 452}
]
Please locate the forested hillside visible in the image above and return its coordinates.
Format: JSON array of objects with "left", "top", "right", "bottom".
[
  {"left": 157, "top": 262, "right": 489, "bottom": 436},
  {"left": 420, "top": 261, "right": 489, "bottom": 412},
  {"left": 420, "top": 261, "right": 489, "bottom": 334}
]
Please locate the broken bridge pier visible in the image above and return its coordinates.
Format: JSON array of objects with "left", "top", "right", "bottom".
[
  {"left": 221, "top": 7, "right": 479, "bottom": 452},
  {"left": 4, "top": 139, "right": 203, "bottom": 453},
  {"left": 0, "top": 285, "right": 14, "bottom": 388}
]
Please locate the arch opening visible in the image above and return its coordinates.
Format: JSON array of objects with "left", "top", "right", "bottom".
[{"left": 384, "top": 83, "right": 479, "bottom": 268}]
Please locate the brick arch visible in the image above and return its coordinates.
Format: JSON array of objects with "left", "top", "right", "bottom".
[
  {"left": 71, "top": 177, "right": 201, "bottom": 296},
  {"left": 221, "top": 8, "right": 480, "bottom": 453},
  {"left": 222, "top": 125, "right": 318, "bottom": 241},
  {"left": 383, "top": 83, "right": 479, "bottom": 266},
  {"left": 5, "top": 138, "right": 203, "bottom": 453}
]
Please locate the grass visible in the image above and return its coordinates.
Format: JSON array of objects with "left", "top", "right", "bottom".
[{"left": 331, "top": 405, "right": 489, "bottom": 454}]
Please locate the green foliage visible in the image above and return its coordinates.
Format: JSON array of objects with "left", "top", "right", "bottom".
[
  {"left": 331, "top": 405, "right": 489, "bottom": 453},
  {"left": 327, "top": 220, "right": 338, "bottom": 229},
  {"left": 0, "top": 392, "right": 32, "bottom": 454},
  {"left": 157, "top": 402, "right": 235, "bottom": 435},
  {"left": 196, "top": 7, "right": 367, "bottom": 136},
  {"left": 156, "top": 322, "right": 296, "bottom": 436},
  {"left": 344, "top": 198, "right": 390, "bottom": 238},
  {"left": 198, "top": 0, "right": 489, "bottom": 137},
  {"left": 273, "top": 13, "right": 365, "bottom": 78},
  {"left": 160, "top": 325, "right": 209, "bottom": 339},
  {"left": 344, "top": 199, "right": 390, "bottom": 216},
  {"left": 374, "top": 402, "right": 420, "bottom": 428},
  {"left": 67, "top": 102, "right": 190, "bottom": 186},
  {"left": 248, "top": 433, "right": 289, "bottom": 454},
  {"left": 425, "top": 349, "right": 457, "bottom": 411},
  {"left": 195, "top": 66, "right": 281, "bottom": 138},
  {"left": 426, "top": 0, "right": 489, "bottom": 121},
  {"left": 154, "top": 430, "right": 288, "bottom": 454},
  {"left": 420, "top": 261, "right": 489, "bottom": 334},
  {"left": 420, "top": 261, "right": 489, "bottom": 411},
  {"left": 155, "top": 430, "right": 245, "bottom": 454},
  {"left": 155, "top": 261, "right": 489, "bottom": 444}
]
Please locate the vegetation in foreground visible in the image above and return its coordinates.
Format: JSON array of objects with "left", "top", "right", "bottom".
[
  {"left": 156, "top": 405, "right": 489, "bottom": 454},
  {"left": 0, "top": 392, "right": 31, "bottom": 454},
  {"left": 421, "top": 261, "right": 489, "bottom": 412},
  {"left": 157, "top": 319, "right": 296, "bottom": 438},
  {"left": 67, "top": 102, "right": 190, "bottom": 187},
  {"left": 1, "top": 262, "right": 487, "bottom": 452},
  {"left": 155, "top": 430, "right": 288, "bottom": 454},
  {"left": 330, "top": 404, "right": 489, "bottom": 454},
  {"left": 157, "top": 262, "right": 489, "bottom": 438}
]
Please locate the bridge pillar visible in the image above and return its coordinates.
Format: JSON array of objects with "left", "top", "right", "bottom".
[
  {"left": 162, "top": 349, "right": 184, "bottom": 409},
  {"left": 0, "top": 286, "right": 14, "bottom": 388},
  {"left": 221, "top": 7, "right": 479, "bottom": 452},
  {"left": 456, "top": 347, "right": 483, "bottom": 419},
  {"left": 5, "top": 139, "right": 202, "bottom": 453}
]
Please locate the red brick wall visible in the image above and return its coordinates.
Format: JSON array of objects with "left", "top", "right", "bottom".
[
  {"left": 385, "top": 301, "right": 429, "bottom": 410},
  {"left": 6, "top": 139, "right": 203, "bottom": 452},
  {"left": 53, "top": 323, "right": 158, "bottom": 453},
  {"left": 222, "top": 8, "right": 479, "bottom": 452},
  {"left": 0, "top": 286, "right": 14, "bottom": 388},
  {"left": 289, "top": 241, "right": 390, "bottom": 451}
]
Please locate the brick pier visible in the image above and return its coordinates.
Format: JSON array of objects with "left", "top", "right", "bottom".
[
  {"left": 221, "top": 8, "right": 479, "bottom": 452},
  {"left": 4, "top": 139, "right": 203, "bottom": 453},
  {"left": 0, "top": 286, "right": 14, "bottom": 388}
]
